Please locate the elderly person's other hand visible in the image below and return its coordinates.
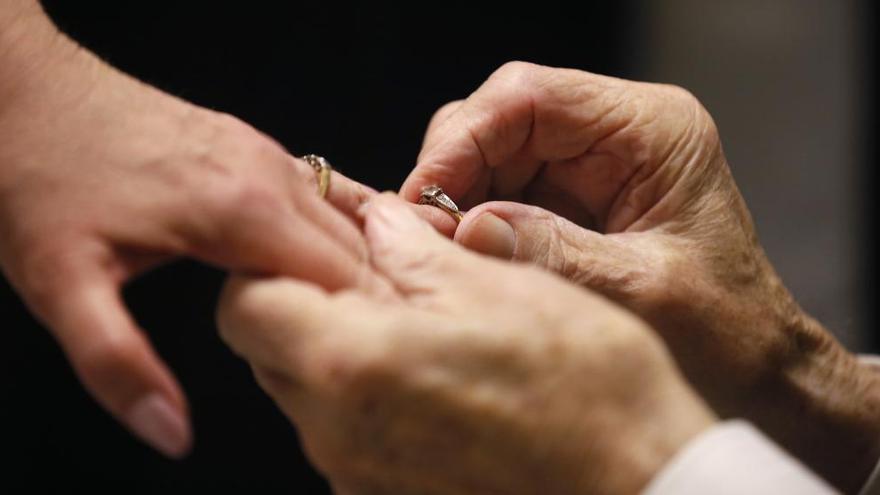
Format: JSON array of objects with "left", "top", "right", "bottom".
[
  {"left": 403, "top": 61, "right": 880, "bottom": 492},
  {"left": 217, "top": 194, "right": 715, "bottom": 495}
]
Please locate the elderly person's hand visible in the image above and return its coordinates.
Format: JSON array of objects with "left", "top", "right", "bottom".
[
  {"left": 403, "top": 61, "right": 880, "bottom": 491},
  {"left": 217, "top": 193, "right": 715, "bottom": 495}
]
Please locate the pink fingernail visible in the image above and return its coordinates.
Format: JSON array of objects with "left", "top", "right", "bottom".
[{"left": 125, "top": 393, "right": 191, "bottom": 459}]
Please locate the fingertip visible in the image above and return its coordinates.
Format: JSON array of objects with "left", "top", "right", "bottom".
[
  {"left": 77, "top": 334, "right": 193, "bottom": 460},
  {"left": 125, "top": 392, "right": 193, "bottom": 459},
  {"left": 82, "top": 341, "right": 192, "bottom": 460},
  {"left": 216, "top": 274, "right": 259, "bottom": 330},
  {"left": 44, "top": 275, "right": 193, "bottom": 460},
  {"left": 362, "top": 193, "right": 469, "bottom": 287},
  {"left": 424, "top": 100, "right": 465, "bottom": 140},
  {"left": 398, "top": 178, "right": 424, "bottom": 203},
  {"left": 218, "top": 276, "right": 322, "bottom": 334}
]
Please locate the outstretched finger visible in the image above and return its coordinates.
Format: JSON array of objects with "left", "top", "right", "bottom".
[{"left": 22, "top": 257, "right": 191, "bottom": 458}]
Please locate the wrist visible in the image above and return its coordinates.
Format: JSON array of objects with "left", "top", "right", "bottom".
[
  {"left": 0, "top": 3, "right": 81, "bottom": 118},
  {"left": 754, "top": 307, "right": 880, "bottom": 492},
  {"left": 595, "top": 364, "right": 718, "bottom": 494},
  {"left": 0, "top": 0, "right": 42, "bottom": 29}
]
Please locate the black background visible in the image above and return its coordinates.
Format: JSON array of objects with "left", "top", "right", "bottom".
[{"left": 1, "top": 2, "right": 639, "bottom": 492}]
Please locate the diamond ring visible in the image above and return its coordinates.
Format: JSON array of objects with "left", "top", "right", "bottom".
[{"left": 419, "top": 185, "right": 463, "bottom": 223}]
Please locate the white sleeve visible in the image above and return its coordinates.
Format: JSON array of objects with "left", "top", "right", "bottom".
[
  {"left": 642, "top": 420, "right": 838, "bottom": 495},
  {"left": 857, "top": 355, "right": 880, "bottom": 495},
  {"left": 860, "top": 459, "right": 880, "bottom": 495}
]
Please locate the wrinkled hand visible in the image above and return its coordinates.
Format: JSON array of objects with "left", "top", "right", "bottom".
[
  {"left": 0, "top": 7, "right": 418, "bottom": 457},
  {"left": 218, "top": 194, "right": 714, "bottom": 495},
  {"left": 404, "top": 61, "right": 880, "bottom": 491}
]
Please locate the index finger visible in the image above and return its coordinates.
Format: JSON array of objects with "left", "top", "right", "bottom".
[
  {"left": 401, "top": 62, "right": 552, "bottom": 203},
  {"left": 402, "top": 62, "right": 685, "bottom": 208}
]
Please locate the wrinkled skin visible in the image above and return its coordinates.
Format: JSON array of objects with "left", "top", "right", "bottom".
[
  {"left": 405, "top": 61, "right": 880, "bottom": 492},
  {"left": 218, "top": 194, "right": 715, "bottom": 495}
]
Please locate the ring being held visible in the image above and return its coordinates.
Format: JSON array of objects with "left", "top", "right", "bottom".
[{"left": 419, "top": 185, "right": 463, "bottom": 223}]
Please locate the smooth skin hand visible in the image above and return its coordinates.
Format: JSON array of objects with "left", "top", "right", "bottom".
[
  {"left": 0, "top": 1, "right": 461, "bottom": 458},
  {"left": 218, "top": 193, "right": 716, "bottom": 495},
  {"left": 403, "top": 61, "right": 880, "bottom": 492}
]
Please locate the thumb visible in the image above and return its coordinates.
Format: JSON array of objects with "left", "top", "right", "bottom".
[
  {"left": 455, "top": 201, "right": 647, "bottom": 298},
  {"left": 362, "top": 193, "right": 471, "bottom": 295}
]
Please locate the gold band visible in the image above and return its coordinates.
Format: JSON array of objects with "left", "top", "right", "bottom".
[{"left": 301, "top": 154, "right": 332, "bottom": 198}]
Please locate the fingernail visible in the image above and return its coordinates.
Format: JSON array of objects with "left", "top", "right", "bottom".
[
  {"left": 125, "top": 393, "right": 191, "bottom": 459},
  {"left": 464, "top": 213, "right": 516, "bottom": 259}
]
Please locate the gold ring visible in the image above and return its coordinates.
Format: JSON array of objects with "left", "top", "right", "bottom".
[
  {"left": 301, "top": 154, "right": 332, "bottom": 198},
  {"left": 419, "top": 185, "right": 463, "bottom": 223}
]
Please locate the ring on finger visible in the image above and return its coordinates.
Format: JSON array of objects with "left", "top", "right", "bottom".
[{"left": 301, "top": 154, "right": 333, "bottom": 198}]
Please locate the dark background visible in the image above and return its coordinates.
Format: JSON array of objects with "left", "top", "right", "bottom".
[{"left": 1, "top": 3, "right": 638, "bottom": 492}]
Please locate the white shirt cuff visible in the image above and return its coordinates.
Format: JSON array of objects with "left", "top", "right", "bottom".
[
  {"left": 642, "top": 420, "right": 837, "bottom": 494},
  {"left": 857, "top": 355, "right": 880, "bottom": 495}
]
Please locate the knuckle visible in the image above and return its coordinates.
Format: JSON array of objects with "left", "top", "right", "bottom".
[
  {"left": 216, "top": 278, "right": 282, "bottom": 342},
  {"left": 537, "top": 221, "right": 657, "bottom": 304},
  {"left": 214, "top": 112, "right": 287, "bottom": 159},
  {"left": 200, "top": 173, "right": 287, "bottom": 226},
  {"left": 288, "top": 155, "right": 318, "bottom": 186},
  {"left": 662, "top": 83, "right": 700, "bottom": 106},
  {"left": 226, "top": 179, "right": 285, "bottom": 214},
  {"left": 14, "top": 243, "right": 81, "bottom": 316},
  {"left": 15, "top": 250, "right": 57, "bottom": 299},
  {"left": 185, "top": 182, "right": 280, "bottom": 249},
  {"left": 428, "top": 100, "right": 464, "bottom": 128},
  {"left": 656, "top": 83, "right": 705, "bottom": 116},
  {"left": 194, "top": 113, "right": 288, "bottom": 181},
  {"left": 74, "top": 334, "right": 144, "bottom": 388},
  {"left": 660, "top": 84, "right": 720, "bottom": 146},
  {"left": 589, "top": 265, "right": 651, "bottom": 306},
  {"left": 486, "top": 61, "right": 547, "bottom": 101},
  {"left": 552, "top": 220, "right": 586, "bottom": 278},
  {"left": 534, "top": 214, "right": 582, "bottom": 278},
  {"left": 566, "top": 258, "right": 639, "bottom": 298},
  {"left": 186, "top": 124, "right": 292, "bottom": 225},
  {"left": 492, "top": 60, "right": 540, "bottom": 84},
  {"left": 215, "top": 281, "right": 256, "bottom": 342},
  {"left": 210, "top": 111, "right": 257, "bottom": 138},
  {"left": 434, "top": 100, "right": 463, "bottom": 119},
  {"left": 634, "top": 249, "right": 692, "bottom": 313}
]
